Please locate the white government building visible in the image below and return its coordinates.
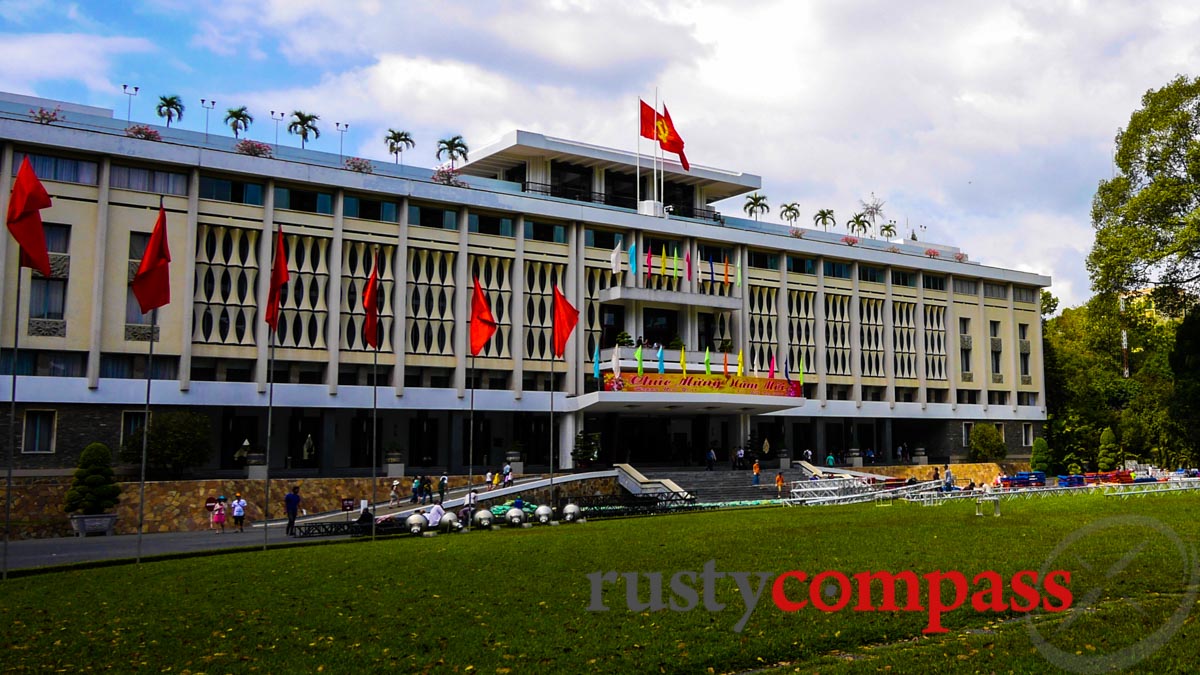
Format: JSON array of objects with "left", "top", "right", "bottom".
[{"left": 0, "top": 92, "right": 1048, "bottom": 477}]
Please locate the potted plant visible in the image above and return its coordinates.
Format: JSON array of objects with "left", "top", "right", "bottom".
[
  {"left": 718, "top": 338, "right": 733, "bottom": 353},
  {"left": 64, "top": 442, "right": 122, "bottom": 536},
  {"left": 234, "top": 139, "right": 273, "bottom": 158},
  {"left": 614, "top": 331, "right": 634, "bottom": 348},
  {"left": 667, "top": 335, "right": 685, "bottom": 350}
]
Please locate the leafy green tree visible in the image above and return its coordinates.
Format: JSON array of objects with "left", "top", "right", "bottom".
[
  {"left": 1088, "top": 75, "right": 1200, "bottom": 310},
  {"left": 385, "top": 128, "right": 415, "bottom": 165},
  {"left": 968, "top": 423, "right": 1006, "bottom": 461},
  {"left": 120, "top": 411, "right": 212, "bottom": 479},
  {"left": 1030, "top": 437, "right": 1052, "bottom": 473},
  {"left": 1169, "top": 308, "right": 1200, "bottom": 465},
  {"left": 743, "top": 193, "right": 769, "bottom": 220},
  {"left": 859, "top": 193, "right": 885, "bottom": 237},
  {"left": 224, "top": 106, "right": 253, "bottom": 138},
  {"left": 846, "top": 213, "right": 870, "bottom": 236},
  {"left": 436, "top": 135, "right": 469, "bottom": 168},
  {"left": 813, "top": 208, "right": 835, "bottom": 232},
  {"left": 1097, "top": 427, "right": 1119, "bottom": 471},
  {"left": 1041, "top": 289, "right": 1059, "bottom": 318},
  {"left": 155, "top": 95, "right": 184, "bottom": 128},
  {"left": 64, "top": 442, "right": 122, "bottom": 515},
  {"left": 287, "top": 111, "right": 321, "bottom": 149},
  {"left": 780, "top": 202, "right": 801, "bottom": 227}
]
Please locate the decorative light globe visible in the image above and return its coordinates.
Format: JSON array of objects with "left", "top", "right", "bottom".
[
  {"left": 405, "top": 513, "right": 427, "bottom": 534},
  {"left": 506, "top": 507, "right": 526, "bottom": 526},
  {"left": 535, "top": 505, "right": 553, "bottom": 524},
  {"left": 562, "top": 503, "right": 582, "bottom": 522},
  {"left": 441, "top": 512, "right": 459, "bottom": 531},
  {"left": 474, "top": 509, "right": 493, "bottom": 527}
]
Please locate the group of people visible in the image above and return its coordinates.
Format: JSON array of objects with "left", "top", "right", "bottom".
[
  {"left": 482, "top": 463, "right": 513, "bottom": 491},
  {"left": 399, "top": 473, "right": 449, "bottom": 505},
  {"left": 209, "top": 493, "right": 249, "bottom": 534}
]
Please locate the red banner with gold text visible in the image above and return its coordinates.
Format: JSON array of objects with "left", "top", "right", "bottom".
[{"left": 603, "top": 372, "right": 802, "bottom": 397}]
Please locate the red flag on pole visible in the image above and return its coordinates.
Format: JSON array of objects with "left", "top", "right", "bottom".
[
  {"left": 657, "top": 105, "right": 690, "bottom": 171},
  {"left": 362, "top": 248, "right": 381, "bottom": 349},
  {"left": 469, "top": 276, "right": 497, "bottom": 356},
  {"left": 130, "top": 205, "right": 172, "bottom": 313},
  {"left": 551, "top": 286, "right": 579, "bottom": 359},
  {"left": 6, "top": 156, "right": 52, "bottom": 277},
  {"left": 265, "top": 224, "right": 289, "bottom": 332},
  {"left": 685, "top": 249, "right": 692, "bottom": 280},
  {"left": 639, "top": 100, "right": 657, "bottom": 140}
]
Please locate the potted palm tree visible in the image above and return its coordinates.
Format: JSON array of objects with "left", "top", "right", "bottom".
[
  {"left": 156, "top": 95, "right": 184, "bottom": 128},
  {"left": 436, "top": 135, "right": 469, "bottom": 169},
  {"left": 743, "top": 193, "right": 769, "bottom": 220},
  {"left": 813, "top": 208, "right": 836, "bottom": 232},
  {"left": 385, "top": 129, "right": 415, "bottom": 165},
  {"left": 288, "top": 111, "right": 321, "bottom": 149},
  {"left": 64, "top": 442, "right": 122, "bottom": 536},
  {"left": 225, "top": 106, "right": 253, "bottom": 138}
]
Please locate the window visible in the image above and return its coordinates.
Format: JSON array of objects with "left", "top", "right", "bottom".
[
  {"left": 747, "top": 250, "right": 778, "bottom": 269},
  {"left": 989, "top": 320, "right": 1000, "bottom": 338},
  {"left": 525, "top": 221, "right": 566, "bottom": 243},
  {"left": 1017, "top": 392, "right": 1039, "bottom": 406},
  {"left": 788, "top": 256, "right": 816, "bottom": 274},
  {"left": 468, "top": 213, "right": 514, "bottom": 237},
  {"left": 111, "top": 165, "right": 187, "bottom": 195},
  {"left": 823, "top": 261, "right": 851, "bottom": 279},
  {"left": 1020, "top": 352, "right": 1030, "bottom": 377},
  {"left": 953, "top": 279, "right": 977, "bottom": 295},
  {"left": 409, "top": 204, "right": 457, "bottom": 230},
  {"left": 1, "top": 350, "right": 84, "bottom": 376},
  {"left": 274, "top": 186, "right": 333, "bottom": 214},
  {"left": 14, "top": 152, "right": 98, "bottom": 185},
  {"left": 959, "top": 318, "right": 970, "bottom": 335},
  {"left": 984, "top": 283, "right": 1008, "bottom": 299},
  {"left": 41, "top": 223, "right": 70, "bottom": 253},
  {"left": 1019, "top": 323, "right": 1028, "bottom": 340},
  {"left": 892, "top": 270, "right": 916, "bottom": 287},
  {"left": 962, "top": 422, "right": 973, "bottom": 447},
  {"left": 988, "top": 390, "right": 1009, "bottom": 405},
  {"left": 994, "top": 422, "right": 1005, "bottom": 441},
  {"left": 858, "top": 265, "right": 885, "bottom": 283},
  {"left": 1014, "top": 287, "right": 1038, "bottom": 304},
  {"left": 30, "top": 278, "right": 66, "bottom": 320},
  {"left": 121, "top": 411, "right": 148, "bottom": 446},
  {"left": 958, "top": 389, "right": 979, "bottom": 404},
  {"left": 923, "top": 274, "right": 946, "bottom": 291},
  {"left": 199, "top": 176, "right": 264, "bottom": 205},
  {"left": 1022, "top": 423, "right": 1033, "bottom": 447},
  {"left": 585, "top": 229, "right": 624, "bottom": 250},
  {"left": 345, "top": 196, "right": 398, "bottom": 222},
  {"left": 991, "top": 350, "right": 1002, "bottom": 374},
  {"left": 960, "top": 347, "right": 972, "bottom": 373},
  {"left": 23, "top": 410, "right": 56, "bottom": 453},
  {"left": 127, "top": 232, "right": 152, "bottom": 324}
]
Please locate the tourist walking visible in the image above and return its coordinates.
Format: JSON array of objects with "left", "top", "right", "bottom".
[
  {"left": 775, "top": 471, "right": 785, "bottom": 497},
  {"left": 439, "top": 472, "right": 449, "bottom": 502},
  {"left": 485, "top": 470, "right": 493, "bottom": 491},
  {"left": 284, "top": 486, "right": 302, "bottom": 536},
  {"left": 212, "top": 496, "right": 227, "bottom": 534},
  {"left": 231, "top": 493, "right": 248, "bottom": 533},
  {"left": 389, "top": 481, "right": 401, "bottom": 507},
  {"left": 752, "top": 460, "right": 761, "bottom": 485},
  {"left": 410, "top": 476, "right": 420, "bottom": 504},
  {"left": 706, "top": 447, "right": 716, "bottom": 471}
]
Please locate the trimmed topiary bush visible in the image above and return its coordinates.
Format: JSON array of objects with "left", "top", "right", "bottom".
[
  {"left": 1030, "top": 437, "right": 1051, "bottom": 473},
  {"left": 64, "top": 443, "right": 122, "bottom": 515}
]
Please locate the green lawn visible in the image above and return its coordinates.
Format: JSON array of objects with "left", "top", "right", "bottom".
[{"left": 3, "top": 495, "right": 1199, "bottom": 673}]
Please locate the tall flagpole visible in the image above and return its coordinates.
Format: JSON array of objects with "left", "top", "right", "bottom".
[
  {"left": 263, "top": 335, "right": 274, "bottom": 552},
  {"left": 3, "top": 271, "right": 24, "bottom": 581},
  {"left": 467, "top": 354, "right": 475, "bottom": 532},
  {"left": 549, "top": 353, "right": 556, "bottom": 513},
  {"left": 653, "top": 87, "right": 660, "bottom": 205},
  {"left": 135, "top": 307, "right": 156, "bottom": 564},
  {"left": 371, "top": 334, "right": 378, "bottom": 540},
  {"left": 635, "top": 96, "right": 640, "bottom": 208}
]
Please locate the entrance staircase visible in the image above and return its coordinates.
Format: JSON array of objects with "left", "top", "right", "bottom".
[{"left": 637, "top": 468, "right": 789, "bottom": 504}]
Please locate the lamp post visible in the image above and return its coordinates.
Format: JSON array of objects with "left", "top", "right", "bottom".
[
  {"left": 200, "top": 99, "right": 216, "bottom": 142},
  {"left": 336, "top": 122, "right": 349, "bottom": 161},
  {"left": 122, "top": 84, "right": 139, "bottom": 124},
  {"left": 270, "top": 110, "right": 286, "bottom": 152}
]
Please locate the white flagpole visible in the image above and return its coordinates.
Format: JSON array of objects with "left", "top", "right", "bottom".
[
  {"left": 370, "top": 249, "right": 379, "bottom": 540},
  {"left": 654, "top": 88, "right": 660, "bottom": 205},
  {"left": 2, "top": 270, "right": 24, "bottom": 581},
  {"left": 635, "top": 96, "right": 640, "bottom": 209},
  {"left": 263, "top": 334, "right": 274, "bottom": 551},
  {"left": 135, "top": 307, "right": 156, "bottom": 564}
]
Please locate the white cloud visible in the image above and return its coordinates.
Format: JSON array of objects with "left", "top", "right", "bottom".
[{"left": 0, "top": 33, "right": 153, "bottom": 94}]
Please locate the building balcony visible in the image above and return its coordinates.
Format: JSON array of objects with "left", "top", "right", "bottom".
[{"left": 597, "top": 285, "right": 742, "bottom": 311}]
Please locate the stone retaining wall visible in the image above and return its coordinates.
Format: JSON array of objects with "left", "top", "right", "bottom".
[{"left": 854, "top": 462, "right": 1032, "bottom": 487}]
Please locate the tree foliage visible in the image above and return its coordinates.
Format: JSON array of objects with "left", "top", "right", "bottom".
[
  {"left": 968, "top": 424, "right": 1006, "bottom": 461},
  {"left": 1097, "top": 427, "right": 1120, "bottom": 471},
  {"left": 1030, "top": 437, "right": 1052, "bottom": 473},
  {"left": 1088, "top": 75, "right": 1200, "bottom": 308},
  {"left": 120, "top": 411, "right": 212, "bottom": 479},
  {"left": 64, "top": 442, "right": 121, "bottom": 515}
]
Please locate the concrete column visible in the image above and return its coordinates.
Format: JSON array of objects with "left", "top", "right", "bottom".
[
  {"left": 178, "top": 169, "right": 200, "bottom": 391},
  {"left": 915, "top": 272, "right": 928, "bottom": 409},
  {"left": 946, "top": 273, "right": 958, "bottom": 410},
  {"left": 738, "top": 244, "right": 750, "bottom": 371},
  {"left": 883, "top": 267, "right": 895, "bottom": 408},
  {"left": 683, "top": 236, "right": 694, "bottom": 293},
  {"left": 850, "top": 262, "right": 862, "bottom": 407},
  {"left": 1033, "top": 294, "right": 1047, "bottom": 416},
  {"left": 635, "top": 230, "right": 645, "bottom": 289},
  {"left": 85, "top": 158, "right": 111, "bottom": 389},
  {"left": 254, "top": 179, "right": 276, "bottom": 393},
  {"left": 567, "top": 221, "right": 582, "bottom": 395},
  {"left": 1008, "top": 285, "right": 1019, "bottom": 412},
  {"left": 454, "top": 206, "right": 469, "bottom": 397},
  {"left": 815, "top": 257, "right": 828, "bottom": 406},
  {"left": 326, "top": 189, "right": 344, "bottom": 394},
  {"left": 391, "top": 197, "right": 410, "bottom": 395},
  {"left": 978, "top": 279, "right": 988, "bottom": 412},
  {"left": 776, "top": 248, "right": 788, "bottom": 377},
  {"left": 511, "top": 215, "right": 526, "bottom": 399},
  {"left": 559, "top": 410, "right": 580, "bottom": 470}
]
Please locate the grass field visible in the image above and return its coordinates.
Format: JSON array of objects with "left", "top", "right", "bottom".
[{"left": 3, "top": 494, "right": 1199, "bottom": 673}]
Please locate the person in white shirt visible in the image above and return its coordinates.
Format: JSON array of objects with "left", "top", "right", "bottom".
[
  {"left": 485, "top": 471, "right": 493, "bottom": 490},
  {"left": 427, "top": 499, "right": 445, "bottom": 528},
  {"left": 230, "top": 493, "right": 248, "bottom": 533}
]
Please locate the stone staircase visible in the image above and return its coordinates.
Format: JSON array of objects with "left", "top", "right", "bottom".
[{"left": 638, "top": 468, "right": 796, "bottom": 503}]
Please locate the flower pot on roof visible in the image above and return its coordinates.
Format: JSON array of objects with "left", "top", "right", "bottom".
[
  {"left": 925, "top": 248, "right": 941, "bottom": 258},
  {"left": 841, "top": 235, "right": 860, "bottom": 246},
  {"left": 344, "top": 156, "right": 374, "bottom": 173},
  {"left": 125, "top": 125, "right": 161, "bottom": 141},
  {"left": 30, "top": 106, "right": 64, "bottom": 125},
  {"left": 235, "top": 139, "right": 273, "bottom": 158},
  {"left": 954, "top": 252, "right": 968, "bottom": 263}
]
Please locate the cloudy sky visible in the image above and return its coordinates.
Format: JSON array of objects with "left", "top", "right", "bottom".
[{"left": 3, "top": 0, "right": 1198, "bottom": 307}]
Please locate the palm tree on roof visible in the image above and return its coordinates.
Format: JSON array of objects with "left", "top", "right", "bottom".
[
  {"left": 436, "top": 135, "right": 469, "bottom": 168},
  {"left": 743, "top": 193, "right": 769, "bottom": 221},
  {"left": 780, "top": 202, "right": 801, "bottom": 227},
  {"left": 225, "top": 106, "right": 253, "bottom": 138},
  {"left": 156, "top": 95, "right": 184, "bottom": 128},
  {"left": 879, "top": 219, "right": 898, "bottom": 239},
  {"left": 847, "top": 213, "right": 870, "bottom": 237},
  {"left": 813, "top": 208, "right": 836, "bottom": 232},
  {"left": 385, "top": 129, "right": 415, "bottom": 166},
  {"left": 287, "top": 111, "right": 321, "bottom": 149},
  {"left": 860, "top": 192, "right": 885, "bottom": 238}
]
